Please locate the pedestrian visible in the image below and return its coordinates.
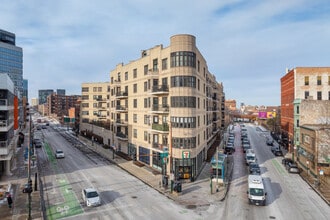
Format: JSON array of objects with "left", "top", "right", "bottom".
[{"left": 7, "top": 193, "right": 13, "bottom": 208}]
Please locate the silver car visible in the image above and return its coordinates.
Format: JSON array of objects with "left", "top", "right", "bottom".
[{"left": 55, "top": 149, "right": 65, "bottom": 159}]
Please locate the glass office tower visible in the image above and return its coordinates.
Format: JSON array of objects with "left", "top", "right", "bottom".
[{"left": 0, "top": 29, "right": 23, "bottom": 98}]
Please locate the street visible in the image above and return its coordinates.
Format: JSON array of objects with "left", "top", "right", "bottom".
[
  {"left": 39, "top": 125, "right": 199, "bottom": 220},
  {"left": 213, "top": 124, "right": 330, "bottom": 220}
]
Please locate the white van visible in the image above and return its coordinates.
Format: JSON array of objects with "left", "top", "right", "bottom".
[
  {"left": 247, "top": 175, "right": 267, "bottom": 206},
  {"left": 245, "top": 152, "right": 257, "bottom": 165}
]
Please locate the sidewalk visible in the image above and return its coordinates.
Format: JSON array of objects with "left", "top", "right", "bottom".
[
  {"left": 0, "top": 127, "right": 42, "bottom": 220},
  {"left": 300, "top": 170, "right": 330, "bottom": 205}
]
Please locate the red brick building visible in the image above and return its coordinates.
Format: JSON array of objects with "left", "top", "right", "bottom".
[{"left": 280, "top": 67, "right": 330, "bottom": 152}]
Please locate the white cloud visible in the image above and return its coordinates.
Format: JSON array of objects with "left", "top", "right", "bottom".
[{"left": 1, "top": 0, "right": 329, "bottom": 106}]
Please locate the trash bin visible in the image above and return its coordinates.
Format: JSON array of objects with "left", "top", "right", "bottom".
[
  {"left": 163, "top": 175, "right": 168, "bottom": 186},
  {"left": 170, "top": 180, "right": 174, "bottom": 193}
]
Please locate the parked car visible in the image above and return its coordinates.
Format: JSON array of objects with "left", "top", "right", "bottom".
[
  {"left": 242, "top": 143, "right": 251, "bottom": 153},
  {"left": 241, "top": 132, "right": 248, "bottom": 140},
  {"left": 55, "top": 149, "right": 65, "bottom": 159},
  {"left": 242, "top": 138, "right": 250, "bottom": 145},
  {"left": 287, "top": 163, "right": 300, "bottom": 174},
  {"left": 266, "top": 139, "right": 274, "bottom": 146},
  {"left": 273, "top": 149, "right": 283, "bottom": 157},
  {"left": 82, "top": 188, "right": 101, "bottom": 207},
  {"left": 249, "top": 162, "right": 261, "bottom": 175},
  {"left": 224, "top": 145, "right": 235, "bottom": 155},
  {"left": 246, "top": 149, "right": 255, "bottom": 154},
  {"left": 271, "top": 145, "right": 279, "bottom": 153}
]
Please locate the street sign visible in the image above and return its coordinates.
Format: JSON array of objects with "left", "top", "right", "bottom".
[
  {"left": 182, "top": 151, "right": 190, "bottom": 159},
  {"left": 160, "top": 152, "right": 168, "bottom": 158}
]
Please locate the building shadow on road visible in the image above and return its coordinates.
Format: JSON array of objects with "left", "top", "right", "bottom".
[
  {"left": 263, "top": 177, "right": 282, "bottom": 205},
  {"left": 99, "top": 190, "right": 121, "bottom": 204}
]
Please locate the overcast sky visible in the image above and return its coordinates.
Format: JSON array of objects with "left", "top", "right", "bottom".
[{"left": 1, "top": 0, "right": 329, "bottom": 106}]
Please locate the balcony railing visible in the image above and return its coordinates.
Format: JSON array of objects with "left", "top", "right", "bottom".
[
  {"left": 152, "top": 142, "right": 168, "bottom": 150},
  {"left": 0, "top": 99, "right": 8, "bottom": 106},
  {"left": 0, "top": 120, "right": 8, "bottom": 127},
  {"left": 116, "top": 132, "right": 128, "bottom": 140},
  {"left": 116, "top": 119, "right": 128, "bottom": 125},
  {"left": 0, "top": 140, "right": 9, "bottom": 155},
  {"left": 152, "top": 123, "right": 169, "bottom": 132},
  {"left": 151, "top": 104, "right": 169, "bottom": 113},
  {"left": 116, "top": 105, "right": 128, "bottom": 111},
  {"left": 115, "top": 91, "right": 128, "bottom": 98},
  {"left": 152, "top": 85, "right": 169, "bottom": 93},
  {"left": 96, "top": 98, "right": 107, "bottom": 102}
]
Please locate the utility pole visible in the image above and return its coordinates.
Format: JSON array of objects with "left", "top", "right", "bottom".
[{"left": 27, "top": 107, "right": 32, "bottom": 220}]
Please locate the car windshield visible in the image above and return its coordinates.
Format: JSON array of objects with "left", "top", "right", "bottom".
[
  {"left": 250, "top": 188, "right": 264, "bottom": 196},
  {"left": 56, "top": 150, "right": 63, "bottom": 153},
  {"left": 87, "top": 191, "right": 99, "bottom": 198},
  {"left": 247, "top": 156, "right": 255, "bottom": 160}
]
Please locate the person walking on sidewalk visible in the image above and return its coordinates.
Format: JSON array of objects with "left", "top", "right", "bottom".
[{"left": 6, "top": 193, "right": 13, "bottom": 208}]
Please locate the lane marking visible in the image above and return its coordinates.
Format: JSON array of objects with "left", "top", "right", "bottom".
[{"left": 272, "top": 159, "right": 287, "bottom": 176}]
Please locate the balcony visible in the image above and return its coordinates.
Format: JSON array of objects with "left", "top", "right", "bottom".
[
  {"left": 0, "top": 140, "right": 9, "bottom": 155},
  {"left": 150, "top": 104, "right": 169, "bottom": 114},
  {"left": 0, "top": 99, "right": 8, "bottom": 106},
  {"left": 116, "top": 132, "right": 128, "bottom": 141},
  {"left": 151, "top": 123, "right": 169, "bottom": 133},
  {"left": 152, "top": 142, "right": 168, "bottom": 151},
  {"left": 96, "top": 98, "right": 107, "bottom": 102},
  {"left": 115, "top": 91, "right": 128, "bottom": 99},
  {"left": 0, "top": 120, "right": 8, "bottom": 131},
  {"left": 112, "top": 79, "right": 121, "bottom": 85},
  {"left": 115, "top": 119, "right": 128, "bottom": 126},
  {"left": 116, "top": 105, "right": 128, "bottom": 112},
  {"left": 97, "top": 114, "right": 107, "bottom": 119},
  {"left": 150, "top": 85, "right": 169, "bottom": 95},
  {"left": 97, "top": 106, "right": 107, "bottom": 111}
]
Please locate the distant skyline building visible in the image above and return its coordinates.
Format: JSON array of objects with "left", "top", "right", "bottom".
[
  {"left": 0, "top": 29, "right": 23, "bottom": 98},
  {"left": 31, "top": 98, "right": 38, "bottom": 106},
  {"left": 56, "top": 89, "right": 65, "bottom": 96},
  {"left": 23, "top": 79, "right": 28, "bottom": 100},
  {"left": 38, "top": 89, "right": 54, "bottom": 105}
]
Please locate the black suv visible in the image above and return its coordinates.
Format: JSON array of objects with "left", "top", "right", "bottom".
[
  {"left": 249, "top": 162, "right": 261, "bottom": 175},
  {"left": 224, "top": 146, "right": 235, "bottom": 155}
]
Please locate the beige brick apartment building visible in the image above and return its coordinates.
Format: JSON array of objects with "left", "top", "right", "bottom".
[{"left": 81, "top": 34, "right": 225, "bottom": 181}]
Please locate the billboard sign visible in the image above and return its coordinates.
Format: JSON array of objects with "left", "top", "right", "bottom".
[{"left": 258, "top": 111, "right": 267, "bottom": 119}]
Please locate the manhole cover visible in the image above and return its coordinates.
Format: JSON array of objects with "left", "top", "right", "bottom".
[
  {"left": 131, "top": 196, "right": 137, "bottom": 199},
  {"left": 186, "top": 204, "right": 197, "bottom": 209}
]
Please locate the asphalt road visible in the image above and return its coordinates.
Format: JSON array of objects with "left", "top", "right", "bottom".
[
  {"left": 217, "top": 124, "right": 330, "bottom": 220},
  {"left": 38, "top": 126, "right": 200, "bottom": 220}
]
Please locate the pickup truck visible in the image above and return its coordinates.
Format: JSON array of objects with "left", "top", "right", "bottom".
[{"left": 82, "top": 188, "right": 101, "bottom": 207}]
